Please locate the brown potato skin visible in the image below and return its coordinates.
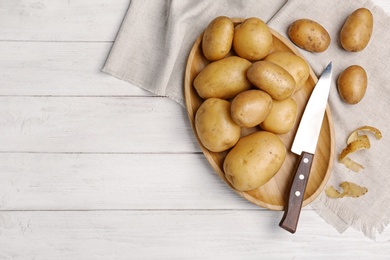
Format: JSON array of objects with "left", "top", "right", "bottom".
[
  {"left": 264, "top": 51, "right": 310, "bottom": 92},
  {"left": 233, "top": 17, "right": 273, "bottom": 61},
  {"left": 340, "top": 8, "right": 373, "bottom": 52},
  {"left": 247, "top": 61, "right": 296, "bottom": 100},
  {"left": 193, "top": 56, "right": 252, "bottom": 100},
  {"left": 260, "top": 98, "right": 298, "bottom": 134},
  {"left": 337, "top": 65, "right": 367, "bottom": 104},
  {"left": 288, "top": 19, "right": 331, "bottom": 52},
  {"left": 230, "top": 90, "right": 273, "bottom": 128},
  {"left": 202, "top": 16, "right": 234, "bottom": 61},
  {"left": 223, "top": 131, "right": 286, "bottom": 191},
  {"left": 195, "top": 98, "right": 241, "bottom": 153}
]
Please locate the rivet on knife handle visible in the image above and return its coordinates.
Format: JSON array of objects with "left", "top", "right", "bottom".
[{"left": 279, "top": 152, "right": 314, "bottom": 233}]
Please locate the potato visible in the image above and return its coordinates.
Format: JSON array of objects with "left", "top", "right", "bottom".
[
  {"left": 233, "top": 17, "right": 273, "bottom": 61},
  {"left": 194, "top": 56, "right": 252, "bottom": 99},
  {"left": 195, "top": 98, "right": 241, "bottom": 152},
  {"left": 247, "top": 60, "right": 296, "bottom": 100},
  {"left": 260, "top": 98, "right": 297, "bottom": 134},
  {"left": 223, "top": 131, "right": 286, "bottom": 191},
  {"left": 230, "top": 90, "right": 273, "bottom": 128},
  {"left": 340, "top": 8, "right": 373, "bottom": 52},
  {"left": 288, "top": 19, "right": 331, "bottom": 52},
  {"left": 202, "top": 16, "right": 234, "bottom": 61},
  {"left": 337, "top": 65, "right": 367, "bottom": 104},
  {"left": 264, "top": 51, "right": 310, "bottom": 92}
]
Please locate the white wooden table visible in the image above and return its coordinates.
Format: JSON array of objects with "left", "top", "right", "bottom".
[{"left": 1, "top": 1, "right": 390, "bottom": 259}]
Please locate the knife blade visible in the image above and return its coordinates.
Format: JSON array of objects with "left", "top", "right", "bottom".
[{"left": 279, "top": 62, "right": 333, "bottom": 233}]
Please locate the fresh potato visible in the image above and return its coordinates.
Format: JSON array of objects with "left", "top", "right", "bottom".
[
  {"left": 247, "top": 60, "right": 296, "bottom": 100},
  {"left": 260, "top": 98, "right": 297, "bottom": 134},
  {"left": 337, "top": 65, "right": 367, "bottom": 104},
  {"left": 230, "top": 89, "right": 273, "bottom": 128},
  {"left": 340, "top": 8, "right": 373, "bottom": 52},
  {"left": 233, "top": 17, "right": 273, "bottom": 61},
  {"left": 288, "top": 19, "right": 331, "bottom": 52},
  {"left": 202, "top": 16, "right": 234, "bottom": 61},
  {"left": 223, "top": 131, "right": 286, "bottom": 191},
  {"left": 193, "top": 56, "right": 252, "bottom": 99},
  {"left": 264, "top": 51, "right": 310, "bottom": 92},
  {"left": 195, "top": 98, "right": 241, "bottom": 152}
]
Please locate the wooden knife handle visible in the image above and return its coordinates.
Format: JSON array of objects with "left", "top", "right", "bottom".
[{"left": 279, "top": 151, "right": 314, "bottom": 233}]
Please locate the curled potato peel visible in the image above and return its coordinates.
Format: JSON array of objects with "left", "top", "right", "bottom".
[
  {"left": 339, "top": 126, "right": 382, "bottom": 172},
  {"left": 331, "top": 126, "right": 380, "bottom": 200},
  {"left": 339, "top": 134, "right": 370, "bottom": 162},
  {"left": 339, "top": 157, "right": 364, "bottom": 172},
  {"left": 326, "top": 182, "right": 368, "bottom": 198},
  {"left": 347, "top": 125, "right": 383, "bottom": 144}
]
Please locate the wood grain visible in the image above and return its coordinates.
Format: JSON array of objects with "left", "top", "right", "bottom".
[
  {"left": 0, "top": 42, "right": 149, "bottom": 96},
  {"left": 0, "top": 96, "right": 196, "bottom": 153},
  {"left": 1, "top": 0, "right": 390, "bottom": 258},
  {"left": 0, "top": 211, "right": 389, "bottom": 259},
  {"left": 185, "top": 19, "right": 335, "bottom": 210},
  {"left": 0, "top": 0, "right": 130, "bottom": 41},
  {"left": 0, "top": 153, "right": 256, "bottom": 210}
]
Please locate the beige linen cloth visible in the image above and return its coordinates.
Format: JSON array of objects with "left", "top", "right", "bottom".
[{"left": 103, "top": 0, "right": 390, "bottom": 240}]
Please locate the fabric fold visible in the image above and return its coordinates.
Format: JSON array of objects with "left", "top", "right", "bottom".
[
  {"left": 102, "top": 0, "right": 390, "bottom": 240},
  {"left": 267, "top": 0, "right": 390, "bottom": 240},
  {"left": 102, "top": 0, "right": 288, "bottom": 106}
]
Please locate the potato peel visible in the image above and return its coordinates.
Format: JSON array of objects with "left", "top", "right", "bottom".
[
  {"left": 346, "top": 131, "right": 359, "bottom": 144},
  {"left": 339, "top": 157, "right": 364, "bottom": 172},
  {"left": 326, "top": 182, "right": 368, "bottom": 199},
  {"left": 347, "top": 125, "right": 382, "bottom": 144},
  {"left": 325, "top": 186, "right": 344, "bottom": 198},
  {"left": 338, "top": 134, "right": 370, "bottom": 172},
  {"left": 340, "top": 125, "right": 382, "bottom": 172},
  {"left": 340, "top": 182, "right": 368, "bottom": 197}
]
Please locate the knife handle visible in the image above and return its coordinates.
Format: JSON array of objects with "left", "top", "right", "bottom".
[{"left": 279, "top": 151, "right": 314, "bottom": 233}]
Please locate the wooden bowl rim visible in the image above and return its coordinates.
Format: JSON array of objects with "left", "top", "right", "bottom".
[{"left": 184, "top": 18, "right": 335, "bottom": 210}]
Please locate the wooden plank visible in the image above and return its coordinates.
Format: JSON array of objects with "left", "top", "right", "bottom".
[
  {"left": 0, "top": 1, "right": 388, "bottom": 258},
  {"left": 0, "top": 0, "right": 129, "bottom": 41},
  {"left": 0, "top": 42, "right": 150, "bottom": 96},
  {"left": 0, "top": 153, "right": 256, "bottom": 210},
  {"left": 0, "top": 210, "right": 388, "bottom": 259},
  {"left": 0, "top": 96, "right": 196, "bottom": 153},
  {"left": 1, "top": 0, "right": 389, "bottom": 44}
]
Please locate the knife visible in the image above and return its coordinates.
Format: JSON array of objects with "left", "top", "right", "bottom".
[{"left": 279, "top": 62, "right": 333, "bottom": 233}]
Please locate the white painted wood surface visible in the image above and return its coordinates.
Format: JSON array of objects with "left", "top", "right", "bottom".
[{"left": 1, "top": 0, "right": 390, "bottom": 259}]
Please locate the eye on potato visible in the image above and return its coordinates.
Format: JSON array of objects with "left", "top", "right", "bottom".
[
  {"left": 340, "top": 8, "right": 373, "bottom": 52},
  {"left": 202, "top": 16, "right": 234, "bottom": 61},
  {"left": 223, "top": 131, "right": 286, "bottom": 191},
  {"left": 195, "top": 98, "right": 241, "bottom": 153},
  {"left": 230, "top": 89, "right": 273, "bottom": 128},
  {"left": 193, "top": 56, "right": 252, "bottom": 100},
  {"left": 288, "top": 19, "right": 331, "bottom": 52},
  {"left": 233, "top": 17, "right": 273, "bottom": 61}
]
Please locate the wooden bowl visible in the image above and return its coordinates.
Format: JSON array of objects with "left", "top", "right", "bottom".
[{"left": 184, "top": 18, "right": 335, "bottom": 210}]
